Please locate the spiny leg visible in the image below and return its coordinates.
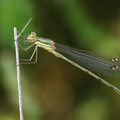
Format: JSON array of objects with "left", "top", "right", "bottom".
[
  {"left": 17, "top": 42, "right": 36, "bottom": 62},
  {"left": 11, "top": 42, "right": 35, "bottom": 60},
  {"left": 21, "top": 32, "right": 28, "bottom": 44},
  {"left": 20, "top": 46, "right": 38, "bottom": 64},
  {"left": 17, "top": 30, "right": 28, "bottom": 44},
  {"left": 18, "top": 42, "right": 35, "bottom": 51}
]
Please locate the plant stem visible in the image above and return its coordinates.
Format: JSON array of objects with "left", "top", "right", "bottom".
[{"left": 14, "top": 18, "right": 32, "bottom": 120}]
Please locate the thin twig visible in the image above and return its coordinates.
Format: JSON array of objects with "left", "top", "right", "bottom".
[
  {"left": 17, "top": 18, "right": 32, "bottom": 39},
  {"left": 14, "top": 27, "right": 23, "bottom": 120},
  {"left": 14, "top": 19, "right": 32, "bottom": 120}
]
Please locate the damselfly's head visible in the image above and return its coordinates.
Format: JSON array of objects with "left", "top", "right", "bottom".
[{"left": 27, "top": 32, "right": 38, "bottom": 42}]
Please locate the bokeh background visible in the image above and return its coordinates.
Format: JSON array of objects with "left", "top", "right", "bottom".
[{"left": 0, "top": 0, "right": 120, "bottom": 120}]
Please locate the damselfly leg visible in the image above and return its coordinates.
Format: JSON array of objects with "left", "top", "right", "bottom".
[{"left": 18, "top": 42, "right": 38, "bottom": 64}]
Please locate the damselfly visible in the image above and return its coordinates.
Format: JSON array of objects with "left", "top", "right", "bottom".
[{"left": 19, "top": 32, "right": 120, "bottom": 94}]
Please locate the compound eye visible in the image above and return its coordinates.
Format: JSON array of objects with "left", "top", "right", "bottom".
[
  {"left": 31, "top": 32, "right": 36, "bottom": 36},
  {"left": 31, "top": 35, "right": 34, "bottom": 38}
]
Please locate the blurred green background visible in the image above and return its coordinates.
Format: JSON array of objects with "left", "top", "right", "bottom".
[{"left": 0, "top": 0, "right": 120, "bottom": 120}]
